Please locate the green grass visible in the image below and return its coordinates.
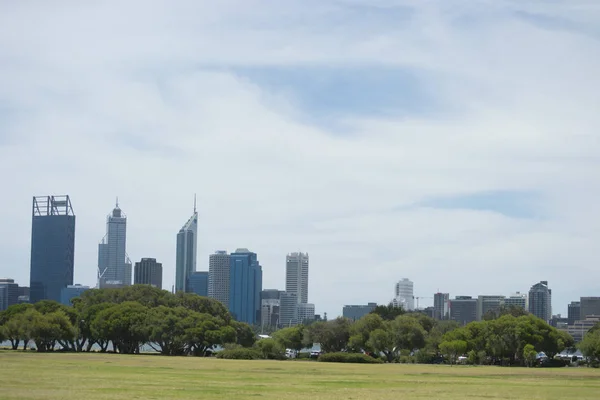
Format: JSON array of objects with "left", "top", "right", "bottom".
[{"left": 1, "top": 351, "right": 599, "bottom": 399}]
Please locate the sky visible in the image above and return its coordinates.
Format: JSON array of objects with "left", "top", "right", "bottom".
[{"left": 1, "top": 0, "right": 599, "bottom": 318}]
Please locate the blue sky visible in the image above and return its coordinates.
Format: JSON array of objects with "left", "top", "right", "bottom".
[{"left": 0, "top": 0, "right": 599, "bottom": 317}]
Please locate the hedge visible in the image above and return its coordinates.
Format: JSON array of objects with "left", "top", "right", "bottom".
[
  {"left": 216, "top": 348, "right": 262, "bottom": 360},
  {"left": 318, "top": 352, "right": 383, "bottom": 364}
]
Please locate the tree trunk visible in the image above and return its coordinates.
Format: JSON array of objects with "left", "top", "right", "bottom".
[{"left": 10, "top": 339, "right": 19, "bottom": 350}]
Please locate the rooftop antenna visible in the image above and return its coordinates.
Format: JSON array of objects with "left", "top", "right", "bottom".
[
  {"left": 193, "top": 193, "right": 197, "bottom": 213},
  {"left": 116, "top": 196, "right": 119, "bottom": 208}
]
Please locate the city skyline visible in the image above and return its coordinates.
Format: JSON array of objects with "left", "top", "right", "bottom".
[{"left": 1, "top": 1, "right": 599, "bottom": 319}]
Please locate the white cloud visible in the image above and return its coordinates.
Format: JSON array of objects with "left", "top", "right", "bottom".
[{"left": 0, "top": 0, "right": 599, "bottom": 317}]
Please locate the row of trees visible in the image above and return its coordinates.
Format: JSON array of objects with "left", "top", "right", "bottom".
[
  {"left": 299, "top": 304, "right": 575, "bottom": 366},
  {"left": 1, "top": 288, "right": 591, "bottom": 367},
  {"left": 0, "top": 285, "right": 255, "bottom": 355}
]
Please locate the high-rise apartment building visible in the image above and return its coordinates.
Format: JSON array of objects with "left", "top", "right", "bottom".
[
  {"left": 134, "top": 258, "right": 163, "bottom": 289},
  {"left": 30, "top": 195, "right": 76, "bottom": 303},
  {"left": 343, "top": 303, "right": 378, "bottom": 321},
  {"left": 285, "top": 252, "right": 309, "bottom": 304},
  {"left": 229, "top": 248, "right": 262, "bottom": 325},
  {"left": 187, "top": 271, "right": 208, "bottom": 297},
  {"left": 449, "top": 296, "right": 477, "bottom": 326},
  {"left": 528, "top": 281, "right": 552, "bottom": 322},
  {"left": 394, "top": 278, "right": 414, "bottom": 311},
  {"left": 433, "top": 293, "right": 450, "bottom": 320},
  {"left": 98, "top": 200, "right": 131, "bottom": 288},
  {"left": 208, "top": 250, "right": 230, "bottom": 306},
  {"left": 175, "top": 202, "right": 197, "bottom": 293},
  {"left": 568, "top": 301, "right": 581, "bottom": 325},
  {"left": 580, "top": 297, "right": 600, "bottom": 319},
  {"left": 279, "top": 291, "right": 298, "bottom": 327},
  {"left": 0, "top": 278, "right": 19, "bottom": 311}
]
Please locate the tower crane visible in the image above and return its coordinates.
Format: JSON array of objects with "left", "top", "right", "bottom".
[{"left": 413, "top": 296, "right": 433, "bottom": 310}]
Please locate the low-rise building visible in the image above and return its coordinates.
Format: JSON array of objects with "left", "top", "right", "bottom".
[
  {"left": 60, "top": 284, "right": 91, "bottom": 306},
  {"left": 342, "top": 303, "right": 378, "bottom": 321}
]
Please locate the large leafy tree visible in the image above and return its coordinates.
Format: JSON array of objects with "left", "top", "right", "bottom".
[
  {"left": 305, "top": 317, "right": 352, "bottom": 353},
  {"left": 392, "top": 315, "right": 427, "bottom": 351},
  {"left": 439, "top": 340, "right": 468, "bottom": 365},
  {"left": 0, "top": 304, "right": 33, "bottom": 350},
  {"left": 370, "top": 303, "right": 405, "bottom": 321},
  {"left": 579, "top": 330, "right": 600, "bottom": 363},
  {"left": 273, "top": 326, "right": 305, "bottom": 352},
  {"left": 91, "top": 302, "right": 151, "bottom": 354}
]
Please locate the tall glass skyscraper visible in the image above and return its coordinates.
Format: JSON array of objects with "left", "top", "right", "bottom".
[
  {"left": 176, "top": 200, "right": 197, "bottom": 293},
  {"left": 229, "top": 248, "right": 262, "bottom": 325},
  {"left": 30, "top": 195, "right": 76, "bottom": 303},
  {"left": 98, "top": 200, "right": 131, "bottom": 288},
  {"left": 208, "top": 250, "right": 230, "bottom": 305}
]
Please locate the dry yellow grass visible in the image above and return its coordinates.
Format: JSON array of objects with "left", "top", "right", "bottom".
[{"left": 1, "top": 351, "right": 599, "bottom": 399}]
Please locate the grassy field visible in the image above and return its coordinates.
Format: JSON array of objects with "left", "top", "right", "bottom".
[{"left": 1, "top": 351, "right": 600, "bottom": 399}]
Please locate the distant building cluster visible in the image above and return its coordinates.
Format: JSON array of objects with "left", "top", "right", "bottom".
[
  {"left": 2, "top": 194, "right": 318, "bottom": 328},
  {"left": 342, "top": 279, "right": 598, "bottom": 343}
]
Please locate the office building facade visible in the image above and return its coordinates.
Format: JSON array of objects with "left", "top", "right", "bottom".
[
  {"left": 30, "top": 195, "right": 76, "bottom": 303},
  {"left": 134, "top": 258, "right": 163, "bottom": 289},
  {"left": 528, "top": 281, "right": 552, "bottom": 322},
  {"left": 433, "top": 293, "right": 450, "bottom": 320},
  {"left": 279, "top": 291, "right": 298, "bottom": 327},
  {"left": 580, "top": 297, "right": 600, "bottom": 320},
  {"left": 98, "top": 201, "right": 131, "bottom": 288},
  {"left": 568, "top": 301, "right": 581, "bottom": 326},
  {"left": 450, "top": 296, "right": 477, "bottom": 326},
  {"left": 60, "top": 284, "right": 90, "bottom": 306},
  {"left": 187, "top": 271, "right": 208, "bottom": 297},
  {"left": 261, "top": 298, "right": 280, "bottom": 328},
  {"left": 343, "top": 303, "right": 378, "bottom": 321},
  {"left": 394, "top": 278, "right": 414, "bottom": 311},
  {"left": 504, "top": 292, "right": 527, "bottom": 310},
  {"left": 229, "top": 248, "right": 262, "bottom": 325},
  {"left": 175, "top": 205, "right": 198, "bottom": 293},
  {"left": 285, "top": 252, "right": 309, "bottom": 304},
  {"left": 477, "top": 295, "right": 505, "bottom": 320},
  {"left": 208, "top": 251, "right": 230, "bottom": 306},
  {"left": 298, "top": 303, "right": 315, "bottom": 323},
  {"left": 0, "top": 278, "right": 19, "bottom": 311}
]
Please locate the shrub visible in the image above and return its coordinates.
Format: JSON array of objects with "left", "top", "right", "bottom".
[
  {"left": 254, "top": 338, "right": 286, "bottom": 360},
  {"left": 216, "top": 348, "right": 262, "bottom": 360},
  {"left": 318, "top": 352, "right": 383, "bottom": 364}
]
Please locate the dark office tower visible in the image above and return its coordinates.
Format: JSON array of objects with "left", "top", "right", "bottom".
[
  {"left": 29, "top": 195, "right": 75, "bottom": 303},
  {"left": 568, "top": 301, "right": 581, "bottom": 326},
  {"left": 134, "top": 258, "right": 163, "bottom": 289}
]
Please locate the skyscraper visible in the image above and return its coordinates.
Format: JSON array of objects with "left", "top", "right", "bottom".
[
  {"left": 433, "top": 293, "right": 450, "bottom": 320},
  {"left": 285, "top": 252, "right": 309, "bottom": 304},
  {"left": 279, "top": 291, "right": 299, "bottom": 327},
  {"left": 528, "top": 281, "right": 552, "bottom": 322},
  {"left": 229, "top": 248, "right": 262, "bottom": 325},
  {"left": 175, "top": 200, "right": 197, "bottom": 293},
  {"left": 30, "top": 195, "right": 76, "bottom": 303},
  {"left": 208, "top": 250, "right": 230, "bottom": 306},
  {"left": 394, "top": 278, "right": 414, "bottom": 311},
  {"left": 98, "top": 200, "right": 131, "bottom": 288},
  {"left": 134, "top": 258, "right": 163, "bottom": 289}
]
